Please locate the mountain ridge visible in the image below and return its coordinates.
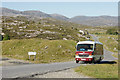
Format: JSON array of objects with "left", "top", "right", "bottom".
[{"left": 1, "top": 7, "right": 118, "bottom": 26}]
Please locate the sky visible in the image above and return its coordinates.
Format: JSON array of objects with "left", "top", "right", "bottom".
[
  {"left": 2, "top": 2, "right": 118, "bottom": 18},
  {"left": 1, "top": 0, "right": 120, "bottom": 2}
]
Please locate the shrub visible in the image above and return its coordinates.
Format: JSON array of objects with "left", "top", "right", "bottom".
[
  {"left": 106, "top": 28, "right": 118, "bottom": 35},
  {"left": 0, "top": 34, "right": 3, "bottom": 41},
  {"left": 3, "top": 34, "right": 10, "bottom": 40}
]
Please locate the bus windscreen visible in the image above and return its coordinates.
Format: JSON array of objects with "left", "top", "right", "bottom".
[{"left": 77, "top": 44, "right": 93, "bottom": 51}]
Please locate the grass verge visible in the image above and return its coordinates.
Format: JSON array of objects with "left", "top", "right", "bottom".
[
  {"left": 74, "top": 62, "right": 118, "bottom": 78},
  {"left": 2, "top": 38, "right": 77, "bottom": 63}
]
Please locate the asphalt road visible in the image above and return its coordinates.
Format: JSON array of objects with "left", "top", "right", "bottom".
[
  {"left": 2, "top": 61, "right": 84, "bottom": 78},
  {"left": 1, "top": 34, "right": 118, "bottom": 78}
]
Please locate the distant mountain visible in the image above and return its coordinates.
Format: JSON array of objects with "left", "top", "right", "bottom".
[
  {"left": 22, "top": 10, "right": 51, "bottom": 18},
  {"left": 0, "top": 7, "right": 51, "bottom": 18},
  {"left": 1, "top": 7, "right": 118, "bottom": 27},
  {"left": 0, "top": 7, "right": 21, "bottom": 16},
  {"left": 50, "top": 14, "right": 69, "bottom": 20},
  {"left": 69, "top": 16, "right": 118, "bottom": 26}
]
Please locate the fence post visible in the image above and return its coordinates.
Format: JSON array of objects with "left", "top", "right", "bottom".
[
  {"left": 29, "top": 55, "right": 30, "bottom": 60},
  {"left": 34, "top": 55, "right": 36, "bottom": 61}
]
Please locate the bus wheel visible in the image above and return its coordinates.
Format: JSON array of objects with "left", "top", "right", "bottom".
[
  {"left": 76, "top": 60, "right": 79, "bottom": 63},
  {"left": 98, "top": 57, "right": 102, "bottom": 63},
  {"left": 88, "top": 61, "right": 92, "bottom": 64}
]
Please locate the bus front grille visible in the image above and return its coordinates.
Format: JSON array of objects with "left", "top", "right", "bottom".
[{"left": 79, "top": 55, "right": 89, "bottom": 57}]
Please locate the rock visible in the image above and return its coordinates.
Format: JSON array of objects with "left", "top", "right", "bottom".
[
  {"left": 19, "top": 27, "right": 23, "bottom": 29},
  {"left": 52, "top": 55, "right": 54, "bottom": 57},
  {"left": 63, "top": 38, "right": 67, "bottom": 40},
  {"left": 20, "top": 29, "right": 23, "bottom": 31},
  {"left": 68, "top": 49, "right": 71, "bottom": 53},
  {"left": 59, "top": 45, "right": 62, "bottom": 48},
  {"left": 114, "top": 47, "right": 117, "bottom": 51},
  {"left": 67, "top": 35, "right": 71, "bottom": 38},
  {"left": 13, "top": 30, "right": 16, "bottom": 32},
  {"left": 45, "top": 46, "right": 48, "bottom": 49},
  {"left": 60, "top": 28, "right": 62, "bottom": 30},
  {"left": 40, "top": 29, "right": 43, "bottom": 31},
  {"left": 112, "top": 38, "right": 115, "bottom": 40},
  {"left": 23, "top": 26, "right": 27, "bottom": 28},
  {"left": 56, "top": 52, "right": 58, "bottom": 54},
  {"left": 79, "top": 30, "right": 85, "bottom": 35}
]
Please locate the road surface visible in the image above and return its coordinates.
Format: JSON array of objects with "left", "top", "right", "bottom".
[{"left": 1, "top": 34, "right": 117, "bottom": 78}]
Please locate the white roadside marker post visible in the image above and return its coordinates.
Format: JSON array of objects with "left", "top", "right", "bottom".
[{"left": 28, "top": 52, "right": 37, "bottom": 61}]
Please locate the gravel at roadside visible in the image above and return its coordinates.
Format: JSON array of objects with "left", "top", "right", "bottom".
[
  {"left": 33, "top": 68, "right": 90, "bottom": 78},
  {"left": 0, "top": 57, "right": 32, "bottom": 66}
]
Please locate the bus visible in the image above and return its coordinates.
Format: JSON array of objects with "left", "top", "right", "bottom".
[{"left": 75, "top": 41, "right": 104, "bottom": 63}]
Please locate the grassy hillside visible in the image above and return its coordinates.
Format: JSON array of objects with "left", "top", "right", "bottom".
[
  {"left": 2, "top": 16, "right": 90, "bottom": 41},
  {"left": 2, "top": 16, "right": 90, "bottom": 63},
  {"left": 2, "top": 38, "right": 78, "bottom": 63}
]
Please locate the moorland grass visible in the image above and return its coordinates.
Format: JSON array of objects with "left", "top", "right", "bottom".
[
  {"left": 74, "top": 62, "right": 118, "bottom": 78},
  {"left": 2, "top": 38, "right": 77, "bottom": 63}
]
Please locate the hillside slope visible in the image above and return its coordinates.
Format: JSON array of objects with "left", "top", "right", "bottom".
[
  {"left": 2, "top": 39, "right": 76, "bottom": 63},
  {"left": 2, "top": 16, "right": 89, "bottom": 41}
]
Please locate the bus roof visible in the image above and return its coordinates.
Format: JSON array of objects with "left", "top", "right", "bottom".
[{"left": 77, "top": 41, "right": 103, "bottom": 45}]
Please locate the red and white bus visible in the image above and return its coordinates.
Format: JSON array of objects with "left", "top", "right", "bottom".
[{"left": 75, "top": 41, "right": 104, "bottom": 63}]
